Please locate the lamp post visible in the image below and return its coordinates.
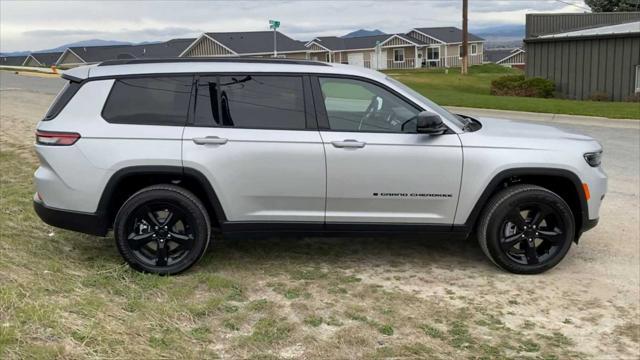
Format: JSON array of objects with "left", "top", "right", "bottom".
[{"left": 269, "top": 19, "right": 280, "bottom": 57}]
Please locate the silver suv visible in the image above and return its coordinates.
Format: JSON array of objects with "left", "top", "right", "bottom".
[{"left": 33, "top": 58, "right": 607, "bottom": 275}]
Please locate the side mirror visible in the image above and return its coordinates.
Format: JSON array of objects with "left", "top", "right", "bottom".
[{"left": 416, "top": 111, "right": 447, "bottom": 134}]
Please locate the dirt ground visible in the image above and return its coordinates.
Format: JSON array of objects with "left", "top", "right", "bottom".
[{"left": 1, "top": 73, "right": 639, "bottom": 359}]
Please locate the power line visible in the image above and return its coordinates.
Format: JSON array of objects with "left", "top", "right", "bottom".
[{"left": 554, "top": 0, "right": 591, "bottom": 11}]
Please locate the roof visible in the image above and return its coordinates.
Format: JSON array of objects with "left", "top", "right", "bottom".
[
  {"left": 205, "top": 31, "right": 307, "bottom": 54},
  {"left": 483, "top": 48, "right": 521, "bottom": 63},
  {"left": 537, "top": 20, "right": 640, "bottom": 39},
  {"left": 31, "top": 52, "right": 63, "bottom": 66},
  {"left": 412, "top": 27, "right": 484, "bottom": 43},
  {"left": 134, "top": 38, "right": 196, "bottom": 58},
  {"left": 312, "top": 34, "right": 418, "bottom": 51},
  {"left": 0, "top": 55, "right": 27, "bottom": 66},
  {"left": 66, "top": 44, "right": 139, "bottom": 63},
  {"left": 64, "top": 59, "right": 386, "bottom": 82}
]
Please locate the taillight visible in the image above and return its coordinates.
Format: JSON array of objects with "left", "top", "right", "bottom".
[{"left": 35, "top": 130, "right": 80, "bottom": 146}]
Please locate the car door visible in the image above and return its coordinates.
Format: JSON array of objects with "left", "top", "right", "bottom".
[
  {"left": 312, "top": 76, "right": 463, "bottom": 225},
  {"left": 182, "top": 74, "right": 326, "bottom": 226}
]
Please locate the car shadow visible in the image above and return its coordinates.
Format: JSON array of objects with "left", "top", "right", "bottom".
[{"left": 198, "top": 233, "right": 493, "bottom": 273}]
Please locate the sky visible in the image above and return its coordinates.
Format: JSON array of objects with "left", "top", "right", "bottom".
[{"left": 0, "top": 0, "right": 589, "bottom": 52}]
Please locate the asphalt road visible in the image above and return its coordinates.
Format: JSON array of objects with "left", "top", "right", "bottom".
[{"left": 0, "top": 71, "right": 66, "bottom": 95}]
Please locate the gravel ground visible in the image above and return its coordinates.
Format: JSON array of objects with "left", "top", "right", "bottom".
[{"left": 1, "top": 71, "right": 639, "bottom": 359}]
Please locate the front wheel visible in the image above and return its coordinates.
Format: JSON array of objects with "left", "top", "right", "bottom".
[
  {"left": 114, "top": 185, "right": 211, "bottom": 275},
  {"left": 477, "top": 185, "right": 575, "bottom": 274}
]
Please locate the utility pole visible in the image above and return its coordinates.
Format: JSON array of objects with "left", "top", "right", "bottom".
[
  {"left": 269, "top": 19, "right": 280, "bottom": 57},
  {"left": 461, "top": 0, "right": 468, "bottom": 75}
]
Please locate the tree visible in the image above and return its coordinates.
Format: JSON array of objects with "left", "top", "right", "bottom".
[{"left": 585, "top": 0, "right": 640, "bottom": 12}]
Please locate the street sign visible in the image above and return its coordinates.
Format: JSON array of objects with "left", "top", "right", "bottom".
[{"left": 269, "top": 20, "right": 280, "bottom": 29}]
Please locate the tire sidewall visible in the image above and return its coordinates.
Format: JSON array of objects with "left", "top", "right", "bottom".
[
  {"left": 484, "top": 188, "right": 575, "bottom": 274},
  {"left": 114, "top": 187, "right": 210, "bottom": 275}
]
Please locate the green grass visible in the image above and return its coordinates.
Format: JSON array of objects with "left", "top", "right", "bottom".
[{"left": 385, "top": 64, "right": 640, "bottom": 119}]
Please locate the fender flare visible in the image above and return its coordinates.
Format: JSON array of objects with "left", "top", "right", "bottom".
[
  {"left": 461, "top": 167, "right": 588, "bottom": 235},
  {"left": 96, "top": 165, "right": 228, "bottom": 225}
]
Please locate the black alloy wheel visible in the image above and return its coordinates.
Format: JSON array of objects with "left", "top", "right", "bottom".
[
  {"left": 114, "top": 185, "right": 211, "bottom": 274},
  {"left": 478, "top": 184, "right": 575, "bottom": 274}
]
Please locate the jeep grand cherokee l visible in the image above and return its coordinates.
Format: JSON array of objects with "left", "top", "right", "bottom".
[{"left": 33, "top": 58, "right": 607, "bottom": 275}]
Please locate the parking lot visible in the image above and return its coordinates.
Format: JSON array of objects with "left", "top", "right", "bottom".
[{"left": 1, "top": 71, "right": 638, "bottom": 359}]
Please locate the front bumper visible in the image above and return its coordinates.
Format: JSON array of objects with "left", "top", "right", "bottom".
[
  {"left": 34, "top": 197, "right": 109, "bottom": 237},
  {"left": 576, "top": 217, "right": 599, "bottom": 243}
]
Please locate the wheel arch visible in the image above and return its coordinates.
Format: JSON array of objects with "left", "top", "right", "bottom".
[
  {"left": 97, "top": 166, "right": 227, "bottom": 229},
  {"left": 463, "top": 168, "right": 588, "bottom": 241}
]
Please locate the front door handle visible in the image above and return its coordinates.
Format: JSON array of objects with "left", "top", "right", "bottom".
[
  {"left": 193, "top": 136, "right": 228, "bottom": 145},
  {"left": 331, "top": 139, "right": 366, "bottom": 148}
]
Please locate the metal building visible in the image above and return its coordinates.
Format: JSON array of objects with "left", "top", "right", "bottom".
[{"left": 525, "top": 12, "right": 640, "bottom": 101}]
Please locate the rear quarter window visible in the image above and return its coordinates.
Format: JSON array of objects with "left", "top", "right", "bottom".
[
  {"left": 102, "top": 76, "right": 193, "bottom": 126},
  {"left": 43, "top": 81, "right": 82, "bottom": 121}
]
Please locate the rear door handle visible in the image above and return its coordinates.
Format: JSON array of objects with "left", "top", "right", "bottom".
[
  {"left": 331, "top": 139, "right": 366, "bottom": 148},
  {"left": 193, "top": 136, "right": 228, "bottom": 145}
]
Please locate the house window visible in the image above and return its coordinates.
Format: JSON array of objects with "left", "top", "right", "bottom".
[
  {"left": 636, "top": 65, "right": 640, "bottom": 93},
  {"left": 393, "top": 48, "right": 405, "bottom": 62},
  {"left": 427, "top": 47, "right": 440, "bottom": 60},
  {"left": 470, "top": 43, "right": 478, "bottom": 55},
  {"left": 459, "top": 45, "right": 463, "bottom": 58}
]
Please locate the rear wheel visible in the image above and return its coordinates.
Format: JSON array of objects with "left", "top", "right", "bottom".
[
  {"left": 477, "top": 185, "right": 575, "bottom": 274},
  {"left": 114, "top": 185, "right": 211, "bottom": 275}
]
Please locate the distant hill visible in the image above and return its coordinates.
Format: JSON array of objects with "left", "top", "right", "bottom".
[
  {"left": 342, "top": 29, "right": 386, "bottom": 38},
  {"left": 472, "top": 24, "right": 525, "bottom": 41}
]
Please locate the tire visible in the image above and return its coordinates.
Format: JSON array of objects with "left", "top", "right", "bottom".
[
  {"left": 477, "top": 184, "right": 575, "bottom": 274},
  {"left": 114, "top": 184, "right": 211, "bottom": 275}
]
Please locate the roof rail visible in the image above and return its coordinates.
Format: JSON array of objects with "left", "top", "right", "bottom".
[{"left": 97, "top": 57, "right": 331, "bottom": 67}]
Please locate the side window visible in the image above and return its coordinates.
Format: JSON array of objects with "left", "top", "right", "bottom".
[
  {"left": 318, "top": 77, "right": 419, "bottom": 133},
  {"left": 216, "top": 75, "right": 306, "bottom": 130},
  {"left": 102, "top": 76, "right": 193, "bottom": 126}
]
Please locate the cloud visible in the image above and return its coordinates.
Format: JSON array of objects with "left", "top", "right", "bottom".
[{"left": 0, "top": 0, "right": 589, "bottom": 52}]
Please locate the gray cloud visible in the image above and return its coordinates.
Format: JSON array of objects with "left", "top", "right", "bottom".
[{"left": 0, "top": 0, "right": 588, "bottom": 52}]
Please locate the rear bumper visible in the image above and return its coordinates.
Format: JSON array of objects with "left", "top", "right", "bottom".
[{"left": 33, "top": 198, "right": 109, "bottom": 237}]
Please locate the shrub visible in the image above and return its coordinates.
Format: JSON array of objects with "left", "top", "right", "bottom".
[
  {"left": 589, "top": 91, "right": 610, "bottom": 101},
  {"left": 624, "top": 93, "right": 640, "bottom": 102},
  {"left": 491, "top": 75, "right": 555, "bottom": 98}
]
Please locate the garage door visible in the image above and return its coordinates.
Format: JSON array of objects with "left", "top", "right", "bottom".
[{"left": 347, "top": 52, "right": 364, "bottom": 67}]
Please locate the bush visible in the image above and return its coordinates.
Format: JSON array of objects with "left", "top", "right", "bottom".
[
  {"left": 589, "top": 91, "right": 610, "bottom": 101},
  {"left": 491, "top": 75, "right": 555, "bottom": 98},
  {"left": 624, "top": 93, "right": 640, "bottom": 102}
]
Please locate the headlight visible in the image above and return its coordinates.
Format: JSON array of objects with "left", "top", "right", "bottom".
[{"left": 584, "top": 151, "right": 602, "bottom": 167}]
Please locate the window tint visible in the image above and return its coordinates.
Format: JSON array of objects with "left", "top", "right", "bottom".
[
  {"left": 319, "top": 77, "right": 419, "bottom": 133},
  {"left": 193, "top": 76, "right": 220, "bottom": 126},
  {"left": 102, "top": 76, "right": 193, "bottom": 126},
  {"left": 44, "top": 81, "right": 82, "bottom": 121},
  {"left": 215, "top": 75, "right": 305, "bottom": 130}
]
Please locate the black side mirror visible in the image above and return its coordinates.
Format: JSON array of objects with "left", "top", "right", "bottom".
[{"left": 416, "top": 111, "right": 447, "bottom": 134}]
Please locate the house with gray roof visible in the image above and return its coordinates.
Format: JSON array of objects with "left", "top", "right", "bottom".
[
  {"left": 56, "top": 38, "right": 195, "bottom": 67},
  {"left": 483, "top": 48, "right": 525, "bottom": 69},
  {"left": 0, "top": 55, "right": 28, "bottom": 67},
  {"left": 405, "top": 27, "right": 485, "bottom": 68},
  {"left": 305, "top": 27, "right": 484, "bottom": 70},
  {"left": 23, "top": 52, "right": 63, "bottom": 67},
  {"left": 180, "top": 31, "right": 309, "bottom": 59},
  {"left": 305, "top": 33, "right": 422, "bottom": 69}
]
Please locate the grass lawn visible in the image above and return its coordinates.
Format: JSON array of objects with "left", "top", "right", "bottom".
[{"left": 384, "top": 64, "right": 640, "bottom": 120}]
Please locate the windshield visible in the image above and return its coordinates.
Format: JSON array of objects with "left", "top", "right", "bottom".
[{"left": 385, "top": 76, "right": 466, "bottom": 129}]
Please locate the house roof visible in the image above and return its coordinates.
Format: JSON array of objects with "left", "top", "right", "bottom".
[
  {"left": 412, "top": 27, "right": 484, "bottom": 43},
  {"left": 537, "top": 20, "right": 640, "bottom": 39},
  {"left": 66, "top": 44, "right": 139, "bottom": 63},
  {"left": 483, "top": 48, "right": 516, "bottom": 63},
  {"left": 0, "top": 55, "right": 27, "bottom": 66},
  {"left": 205, "top": 31, "right": 307, "bottom": 54},
  {"left": 312, "top": 34, "right": 418, "bottom": 51},
  {"left": 134, "top": 38, "right": 196, "bottom": 58},
  {"left": 31, "top": 52, "right": 63, "bottom": 66}
]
